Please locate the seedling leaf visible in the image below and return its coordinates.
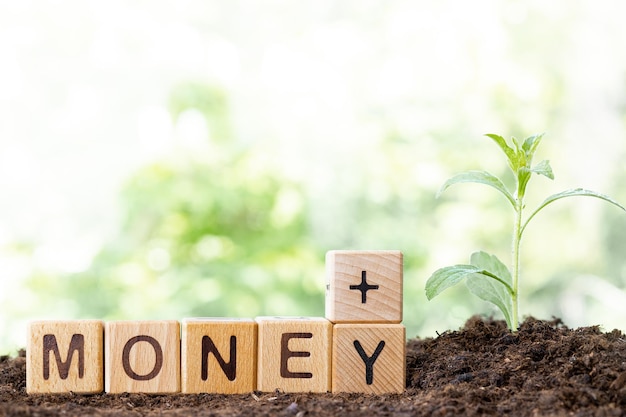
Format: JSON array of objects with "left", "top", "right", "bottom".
[
  {"left": 437, "top": 170, "right": 516, "bottom": 207},
  {"left": 531, "top": 160, "right": 554, "bottom": 180},
  {"left": 522, "top": 133, "right": 545, "bottom": 158},
  {"left": 425, "top": 259, "right": 514, "bottom": 299},
  {"left": 470, "top": 251, "right": 512, "bottom": 287},
  {"left": 425, "top": 265, "right": 482, "bottom": 300},
  {"left": 466, "top": 276, "right": 514, "bottom": 329},
  {"left": 517, "top": 167, "right": 532, "bottom": 197},
  {"left": 466, "top": 251, "right": 514, "bottom": 329},
  {"left": 485, "top": 133, "right": 517, "bottom": 170},
  {"left": 522, "top": 188, "right": 626, "bottom": 234}
]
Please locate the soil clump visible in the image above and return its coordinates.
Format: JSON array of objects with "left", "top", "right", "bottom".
[{"left": 2, "top": 316, "right": 626, "bottom": 416}]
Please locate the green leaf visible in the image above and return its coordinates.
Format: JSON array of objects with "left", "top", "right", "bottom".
[
  {"left": 466, "top": 251, "right": 515, "bottom": 329},
  {"left": 437, "top": 170, "right": 516, "bottom": 207},
  {"left": 425, "top": 264, "right": 482, "bottom": 300},
  {"left": 517, "top": 167, "right": 532, "bottom": 198},
  {"left": 469, "top": 251, "right": 512, "bottom": 287},
  {"left": 485, "top": 133, "right": 518, "bottom": 170},
  {"left": 425, "top": 258, "right": 514, "bottom": 299},
  {"left": 522, "top": 133, "right": 545, "bottom": 158},
  {"left": 426, "top": 253, "right": 516, "bottom": 329},
  {"left": 522, "top": 188, "right": 626, "bottom": 234},
  {"left": 531, "top": 160, "right": 554, "bottom": 180},
  {"left": 466, "top": 274, "right": 514, "bottom": 329}
]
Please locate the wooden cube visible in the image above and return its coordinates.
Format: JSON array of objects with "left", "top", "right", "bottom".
[
  {"left": 256, "top": 317, "right": 331, "bottom": 393},
  {"left": 27, "top": 320, "right": 104, "bottom": 394},
  {"left": 332, "top": 324, "right": 405, "bottom": 394},
  {"left": 181, "top": 318, "right": 257, "bottom": 393},
  {"left": 105, "top": 321, "right": 180, "bottom": 393},
  {"left": 325, "top": 250, "right": 403, "bottom": 323}
]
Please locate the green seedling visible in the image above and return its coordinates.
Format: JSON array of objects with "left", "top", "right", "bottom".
[{"left": 425, "top": 133, "right": 625, "bottom": 331}]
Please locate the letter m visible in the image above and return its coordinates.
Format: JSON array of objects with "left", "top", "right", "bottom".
[{"left": 43, "top": 334, "right": 85, "bottom": 380}]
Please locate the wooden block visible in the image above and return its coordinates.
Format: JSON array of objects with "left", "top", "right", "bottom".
[
  {"left": 325, "top": 250, "right": 403, "bottom": 323},
  {"left": 332, "top": 323, "right": 405, "bottom": 393},
  {"left": 256, "top": 317, "right": 331, "bottom": 393},
  {"left": 181, "top": 318, "right": 257, "bottom": 394},
  {"left": 27, "top": 320, "right": 104, "bottom": 394},
  {"left": 105, "top": 320, "right": 180, "bottom": 393}
]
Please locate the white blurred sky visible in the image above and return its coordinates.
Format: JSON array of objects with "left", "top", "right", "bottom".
[{"left": 1, "top": 1, "right": 626, "bottom": 351}]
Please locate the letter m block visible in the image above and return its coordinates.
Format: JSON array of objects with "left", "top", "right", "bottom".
[{"left": 27, "top": 320, "right": 104, "bottom": 394}]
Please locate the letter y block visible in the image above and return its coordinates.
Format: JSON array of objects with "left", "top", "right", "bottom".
[
  {"left": 332, "top": 324, "right": 405, "bottom": 393},
  {"left": 27, "top": 320, "right": 104, "bottom": 394}
]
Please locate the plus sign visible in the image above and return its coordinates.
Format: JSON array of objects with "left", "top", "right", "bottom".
[{"left": 349, "top": 271, "right": 379, "bottom": 304}]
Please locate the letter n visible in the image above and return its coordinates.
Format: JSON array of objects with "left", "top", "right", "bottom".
[{"left": 202, "top": 335, "right": 236, "bottom": 381}]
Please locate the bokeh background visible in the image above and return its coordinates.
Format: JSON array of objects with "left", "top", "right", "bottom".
[{"left": 1, "top": 1, "right": 626, "bottom": 354}]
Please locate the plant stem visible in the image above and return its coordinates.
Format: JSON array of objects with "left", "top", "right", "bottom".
[{"left": 511, "top": 195, "right": 523, "bottom": 331}]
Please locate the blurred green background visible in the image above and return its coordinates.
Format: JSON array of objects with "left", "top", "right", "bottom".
[{"left": 1, "top": 1, "right": 626, "bottom": 354}]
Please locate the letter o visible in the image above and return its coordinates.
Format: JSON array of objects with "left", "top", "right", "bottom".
[{"left": 122, "top": 335, "right": 163, "bottom": 381}]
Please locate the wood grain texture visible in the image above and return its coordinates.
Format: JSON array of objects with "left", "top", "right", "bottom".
[
  {"left": 256, "top": 317, "right": 331, "bottom": 393},
  {"left": 104, "top": 321, "right": 180, "bottom": 394},
  {"left": 181, "top": 318, "right": 257, "bottom": 394},
  {"left": 27, "top": 320, "right": 104, "bottom": 394},
  {"left": 332, "top": 324, "right": 405, "bottom": 394},
  {"left": 325, "top": 250, "right": 403, "bottom": 323}
]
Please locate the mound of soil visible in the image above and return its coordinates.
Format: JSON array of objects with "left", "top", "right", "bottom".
[{"left": 2, "top": 316, "right": 626, "bottom": 416}]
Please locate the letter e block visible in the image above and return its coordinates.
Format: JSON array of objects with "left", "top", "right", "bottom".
[
  {"left": 181, "top": 318, "right": 257, "bottom": 393},
  {"left": 105, "top": 321, "right": 180, "bottom": 393},
  {"left": 256, "top": 317, "right": 331, "bottom": 393},
  {"left": 326, "top": 250, "right": 403, "bottom": 323},
  {"left": 27, "top": 320, "right": 104, "bottom": 394},
  {"left": 332, "top": 324, "right": 405, "bottom": 394}
]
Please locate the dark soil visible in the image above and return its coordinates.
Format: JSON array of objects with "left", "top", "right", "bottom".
[{"left": 2, "top": 316, "right": 626, "bottom": 416}]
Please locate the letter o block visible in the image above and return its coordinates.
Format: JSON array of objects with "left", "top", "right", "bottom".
[
  {"left": 256, "top": 317, "right": 331, "bottom": 393},
  {"left": 332, "top": 324, "right": 405, "bottom": 394},
  {"left": 105, "top": 321, "right": 180, "bottom": 393},
  {"left": 27, "top": 320, "right": 104, "bottom": 394}
]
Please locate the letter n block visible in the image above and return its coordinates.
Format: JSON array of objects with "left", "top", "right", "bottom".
[
  {"left": 326, "top": 250, "right": 403, "bottom": 323},
  {"left": 332, "top": 324, "right": 405, "bottom": 393},
  {"left": 105, "top": 321, "right": 180, "bottom": 393},
  {"left": 27, "top": 320, "right": 104, "bottom": 394},
  {"left": 256, "top": 317, "right": 331, "bottom": 393},
  {"left": 181, "top": 318, "right": 257, "bottom": 394}
]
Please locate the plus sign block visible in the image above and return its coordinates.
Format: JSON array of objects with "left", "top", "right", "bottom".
[
  {"left": 26, "top": 320, "right": 104, "bottom": 394},
  {"left": 332, "top": 323, "right": 405, "bottom": 393},
  {"left": 325, "top": 250, "right": 403, "bottom": 323}
]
